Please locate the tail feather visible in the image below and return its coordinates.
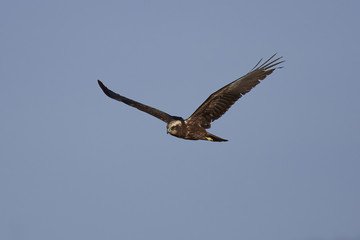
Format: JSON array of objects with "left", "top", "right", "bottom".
[{"left": 205, "top": 133, "right": 228, "bottom": 142}]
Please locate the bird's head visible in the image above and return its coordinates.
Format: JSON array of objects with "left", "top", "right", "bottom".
[{"left": 167, "top": 120, "right": 183, "bottom": 135}]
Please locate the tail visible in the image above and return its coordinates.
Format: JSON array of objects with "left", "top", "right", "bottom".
[{"left": 204, "top": 132, "right": 228, "bottom": 142}]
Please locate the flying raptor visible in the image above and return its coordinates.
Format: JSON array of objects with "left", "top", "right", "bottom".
[{"left": 98, "top": 54, "right": 284, "bottom": 142}]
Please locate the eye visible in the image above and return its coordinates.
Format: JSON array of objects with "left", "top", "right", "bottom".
[{"left": 170, "top": 126, "right": 175, "bottom": 131}]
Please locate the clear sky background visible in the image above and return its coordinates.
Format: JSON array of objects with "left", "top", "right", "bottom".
[{"left": 1, "top": 1, "right": 359, "bottom": 240}]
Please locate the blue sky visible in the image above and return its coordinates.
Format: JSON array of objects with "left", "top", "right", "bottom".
[{"left": 1, "top": 1, "right": 359, "bottom": 240}]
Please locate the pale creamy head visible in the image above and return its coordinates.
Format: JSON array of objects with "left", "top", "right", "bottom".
[{"left": 167, "top": 120, "right": 182, "bottom": 134}]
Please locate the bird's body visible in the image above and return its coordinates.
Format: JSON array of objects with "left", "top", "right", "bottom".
[
  {"left": 98, "top": 54, "right": 284, "bottom": 142},
  {"left": 166, "top": 119, "right": 227, "bottom": 141}
]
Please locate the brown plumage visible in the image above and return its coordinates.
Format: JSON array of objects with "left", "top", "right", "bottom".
[{"left": 98, "top": 54, "right": 284, "bottom": 142}]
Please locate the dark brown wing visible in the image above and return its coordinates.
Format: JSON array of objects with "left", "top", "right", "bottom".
[
  {"left": 98, "top": 80, "right": 175, "bottom": 123},
  {"left": 186, "top": 54, "right": 284, "bottom": 128}
]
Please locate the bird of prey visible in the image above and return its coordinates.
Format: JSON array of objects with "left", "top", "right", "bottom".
[{"left": 98, "top": 54, "right": 284, "bottom": 142}]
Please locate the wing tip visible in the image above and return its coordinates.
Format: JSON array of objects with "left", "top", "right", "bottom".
[
  {"left": 97, "top": 80, "right": 111, "bottom": 95},
  {"left": 252, "top": 53, "right": 285, "bottom": 72},
  {"left": 97, "top": 79, "right": 105, "bottom": 89}
]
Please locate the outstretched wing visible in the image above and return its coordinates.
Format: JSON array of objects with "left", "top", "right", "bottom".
[
  {"left": 186, "top": 54, "right": 284, "bottom": 128},
  {"left": 98, "top": 80, "right": 175, "bottom": 123}
]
